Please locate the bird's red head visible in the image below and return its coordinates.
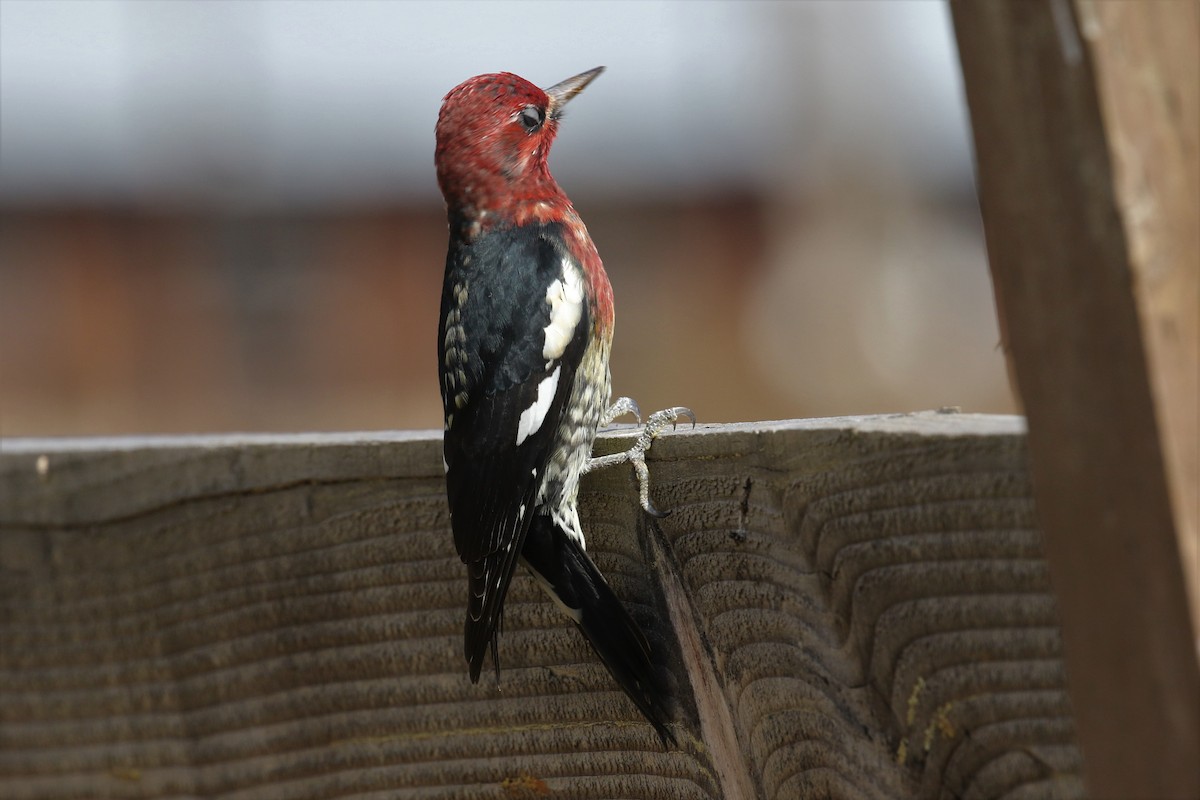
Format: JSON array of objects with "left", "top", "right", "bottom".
[{"left": 435, "top": 67, "right": 604, "bottom": 232}]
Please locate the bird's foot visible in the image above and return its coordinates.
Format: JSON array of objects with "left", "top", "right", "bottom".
[{"left": 587, "top": 405, "right": 695, "bottom": 518}]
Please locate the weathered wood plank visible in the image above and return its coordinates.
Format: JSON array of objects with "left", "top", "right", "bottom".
[
  {"left": 1, "top": 415, "right": 1083, "bottom": 798},
  {"left": 951, "top": 2, "right": 1200, "bottom": 796},
  {"left": 1078, "top": 0, "right": 1199, "bottom": 613}
]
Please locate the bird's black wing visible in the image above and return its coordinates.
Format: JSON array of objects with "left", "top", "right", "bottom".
[{"left": 438, "top": 222, "right": 589, "bottom": 680}]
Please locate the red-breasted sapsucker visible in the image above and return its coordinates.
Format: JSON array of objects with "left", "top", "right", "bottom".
[{"left": 435, "top": 67, "right": 689, "bottom": 744}]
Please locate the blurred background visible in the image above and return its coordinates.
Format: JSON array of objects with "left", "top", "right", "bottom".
[{"left": 0, "top": 0, "right": 1015, "bottom": 437}]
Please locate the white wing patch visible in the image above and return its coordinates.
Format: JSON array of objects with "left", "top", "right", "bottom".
[
  {"left": 542, "top": 259, "right": 584, "bottom": 362},
  {"left": 515, "top": 366, "right": 561, "bottom": 446}
]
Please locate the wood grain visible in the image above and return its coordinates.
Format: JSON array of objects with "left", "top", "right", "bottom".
[{"left": 1, "top": 415, "right": 1083, "bottom": 798}]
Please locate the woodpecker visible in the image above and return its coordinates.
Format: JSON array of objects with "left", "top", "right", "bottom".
[{"left": 435, "top": 67, "right": 689, "bottom": 744}]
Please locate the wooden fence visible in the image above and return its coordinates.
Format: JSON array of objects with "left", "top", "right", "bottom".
[{"left": 3, "top": 414, "right": 1085, "bottom": 798}]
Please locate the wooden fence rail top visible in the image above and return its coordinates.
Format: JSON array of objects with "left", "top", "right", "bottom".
[{"left": 2, "top": 414, "right": 1087, "bottom": 798}]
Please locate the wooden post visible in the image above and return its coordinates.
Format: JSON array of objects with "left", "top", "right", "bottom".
[
  {"left": 950, "top": 1, "right": 1200, "bottom": 797},
  {"left": 2, "top": 417, "right": 1085, "bottom": 798}
]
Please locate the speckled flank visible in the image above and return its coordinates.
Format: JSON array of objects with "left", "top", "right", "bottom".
[
  {"left": 538, "top": 335, "right": 611, "bottom": 547},
  {"left": 441, "top": 281, "right": 470, "bottom": 429}
]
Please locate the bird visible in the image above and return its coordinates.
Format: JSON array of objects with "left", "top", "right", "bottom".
[{"left": 434, "top": 66, "right": 690, "bottom": 745}]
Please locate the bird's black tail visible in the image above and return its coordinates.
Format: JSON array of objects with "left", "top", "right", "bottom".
[{"left": 520, "top": 514, "right": 675, "bottom": 745}]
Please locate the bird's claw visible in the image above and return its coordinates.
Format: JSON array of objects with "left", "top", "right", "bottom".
[
  {"left": 601, "top": 396, "right": 641, "bottom": 427},
  {"left": 631, "top": 455, "right": 669, "bottom": 518},
  {"left": 589, "top": 403, "right": 695, "bottom": 517},
  {"left": 650, "top": 406, "right": 696, "bottom": 434}
]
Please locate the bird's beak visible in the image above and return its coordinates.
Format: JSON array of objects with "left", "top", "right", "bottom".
[{"left": 545, "top": 66, "right": 605, "bottom": 116}]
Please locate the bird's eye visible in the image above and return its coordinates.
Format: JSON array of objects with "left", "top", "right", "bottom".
[{"left": 518, "top": 105, "right": 545, "bottom": 132}]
